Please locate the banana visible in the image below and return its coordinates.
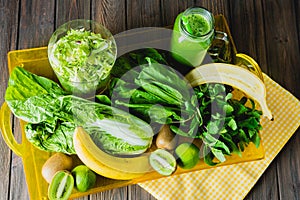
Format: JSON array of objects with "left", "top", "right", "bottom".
[
  {"left": 185, "top": 63, "right": 273, "bottom": 120},
  {"left": 73, "top": 141, "right": 144, "bottom": 180},
  {"left": 73, "top": 127, "right": 152, "bottom": 180},
  {"left": 73, "top": 128, "right": 145, "bottom": 180}
]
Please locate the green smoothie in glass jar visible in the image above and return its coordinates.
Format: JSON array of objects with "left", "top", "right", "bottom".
[{"left": 171, "top": 7, "right": 215, "bottom": 67}]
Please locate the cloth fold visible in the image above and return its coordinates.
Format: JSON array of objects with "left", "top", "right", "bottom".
[{"left": 139, "top": 74, "right": 300, "bottom": 200}]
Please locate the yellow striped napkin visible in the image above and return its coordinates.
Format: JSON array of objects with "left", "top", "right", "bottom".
[{"left": 139, "top": 74, "right": 300, "bottom": 200}]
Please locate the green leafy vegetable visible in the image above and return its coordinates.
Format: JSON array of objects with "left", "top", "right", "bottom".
[
  {"left": 5, "top": 67, "right": 67, "bottom": 123},
  {"left": 194, "top": 84, "right": 262, "bottom": 165},
  {"left": 26, "top": 121, "right": 76, "bottom": 154},
  {"left": 105, "top": 49, "right": 202, "bottom": 137},
  {"left": 5, "top": 67, "right": 153, "bottom": 155},
  {"left": 106, "top": 48, "right": 263, "bottom": 166}
]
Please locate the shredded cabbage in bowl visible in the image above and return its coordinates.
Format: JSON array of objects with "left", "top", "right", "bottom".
[{"left": 48, "top": 27, "right": 116, "bottom": 95}]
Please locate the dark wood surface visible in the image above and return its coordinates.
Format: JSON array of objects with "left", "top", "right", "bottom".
[{"left": 0, "top": 0, "right": 299, "bottom": 199}]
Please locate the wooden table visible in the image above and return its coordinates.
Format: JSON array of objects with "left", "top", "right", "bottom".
[{"left": 0, "top": 0, "right": 299, "bottom": 199}]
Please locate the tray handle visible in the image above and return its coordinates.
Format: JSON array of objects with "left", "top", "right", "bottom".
[
  {"left": 0, "top": 102, "right": 24, "bottom": 157},
  {"left": 234, "top": 53, "right": 264, "bottom": 81}
]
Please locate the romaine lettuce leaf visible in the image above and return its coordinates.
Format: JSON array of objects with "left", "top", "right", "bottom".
[{"left": 5, "top": 67, "right": 153, "bottom": 155}]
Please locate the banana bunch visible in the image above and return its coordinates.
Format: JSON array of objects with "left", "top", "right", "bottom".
[
  {"left": 185, "top": 63, "right": 273, "bottom": 120},
  {"left": 73, "top": 127, "right": 153, "bottom": 180}
]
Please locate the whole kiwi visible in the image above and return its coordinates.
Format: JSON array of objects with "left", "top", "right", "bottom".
[{"left": 42, "top": 153, "right": 73, "bottom": 183}]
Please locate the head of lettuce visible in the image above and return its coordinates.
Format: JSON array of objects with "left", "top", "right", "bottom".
[{"left": 5, "top": 66, "right": 153, "bottom": 155}]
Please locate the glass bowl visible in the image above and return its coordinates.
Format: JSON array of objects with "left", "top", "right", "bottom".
[{"left": 48, "top": 19, "right": 117, "bottom": 97}]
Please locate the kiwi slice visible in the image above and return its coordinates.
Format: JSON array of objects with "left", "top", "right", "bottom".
[
  {"left": 175, "top": 143, "right": 200, "bottom": 169},
  {"left": 48, "top": 170, "right": 74, "bottom": 200},
  {"left": 149, "top": 149, "right": 176, "bottom": 176}
]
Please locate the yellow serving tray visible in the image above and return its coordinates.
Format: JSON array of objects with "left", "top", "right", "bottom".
[{"left": 0, "top": 15, "right": 265, "bottom": 200}]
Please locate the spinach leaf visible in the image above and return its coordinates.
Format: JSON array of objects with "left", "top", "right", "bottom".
[
  {"left": 107, "top": 50, "right": 200, "bottom": 137},
  {"left": 194, "top": 83, "right": 262, "bottom": 166}
]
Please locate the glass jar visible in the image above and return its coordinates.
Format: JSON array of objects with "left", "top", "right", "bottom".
[
  {"left": 48, "top": 19, "right": 117, "bottom": 97},
  {"left": 171, "top": 7, "right": 224, "bottom": 67}
]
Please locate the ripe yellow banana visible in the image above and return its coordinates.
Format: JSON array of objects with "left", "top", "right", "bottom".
[
  {"left": 73, "top": 127, "right": 152, "bottom": 180},
  {"left": 185, "top": 63, "right": 273, "bottom": 120}
]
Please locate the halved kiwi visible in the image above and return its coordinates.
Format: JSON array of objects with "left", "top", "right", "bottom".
[
  {"left": 48, "top": 170, "right": 74, "bottom": 200},
  {"left": 149, "top": 149, "right": 177, "bottom": 176}
]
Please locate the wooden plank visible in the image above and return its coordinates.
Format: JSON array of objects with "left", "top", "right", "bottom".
[
  {"left": 295, "top": 9, "right": 300, "bottom": 191},
  {"left": 244, "top": 161, "right": 279, "bottom": 200},
  {"left": 9, "top": 0, "right": 55, "bottom": 200},
  {"left": 9, "top": 120, "right": 29, "bottom": 200},
  {"left": 273, "top": 0, "right": 300, "bottom": 188},
  {"left": 228, "top": 0, "right": 258, "bottom": 55},
  {"left": 249, "top": 0, "right": 268, "bottom": 73},
  {"left": 195, "top": 0, "right": 229, "bottom": 18},
  {"left": 18, "top": 0, "right": 55, "bottom": 48},
  {"left": 55, "top": 0, "right": 91, "bottom": 28},
  {"left": 268, "top": 5, "right": 300, "bottom": 200},
  {"left": 89, "top": 187, "right": 128, "bottom": 200},
  {"left": 160, "top": 0, "right": 194, "bottom": 26},
  {"left": 227, "top": 1, "right": 280, "bottom": 200},
  {"left": 0, "top": 2, "right": 18, "bottom": 105},
  {"left": 229, "top": 1, "right": 300, "bottom": 200},
  {"left": 261, "top": 4, "right": 300, "bottom": 197},
  {"left": 92, "top": 0, "right": 126, "bottom": 34},
  {"left": 261, "top": 0, "right": 300, "bottom": 97},
  {"left": 297, "top": 0, "right": 300, "bottom": 48},
  {"left": 0, "top": 1, "right": 19, "bottom": 199},
  {"left": 127, "top": 185, "right": 157, "bottom": 200},
  {"left": 277, "top": 133, "right": 300, "bottom": 200},
  {"left": 127, "top": 0, "right": 162, "bottom": 29},
  {"left": 228, "top": 0, "right": 269, "bottom": 73}
]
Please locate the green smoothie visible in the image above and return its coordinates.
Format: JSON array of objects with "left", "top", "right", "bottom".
[{"left": 171, "top": 8, "right": 214, "bottom": 67}]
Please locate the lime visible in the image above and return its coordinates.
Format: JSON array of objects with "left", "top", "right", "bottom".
[
  {"left": 149, "top": 149, "right": 176, "bottom": 176},
  {"left": 175, "top": 143, "right": 200, "bottom": 169},
  {"left": 71, "top": 165, "right": 96, "bottom": 192}
]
